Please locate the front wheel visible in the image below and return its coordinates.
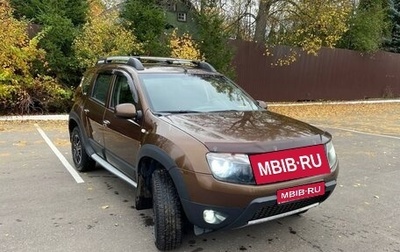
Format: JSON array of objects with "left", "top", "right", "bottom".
[
  {"left": 71, "top": 127, "right": 95, "bottom": 172},
  {"left": 151, "top": 169, "right": 183, "bottom": 251}
]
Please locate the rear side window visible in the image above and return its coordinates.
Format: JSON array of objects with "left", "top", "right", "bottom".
[
  {"left": 91, "top": 73, "right": 113, "bottom": 105},
  {"left": 80, "top": 69, "right": 95, "bottom": 95}
]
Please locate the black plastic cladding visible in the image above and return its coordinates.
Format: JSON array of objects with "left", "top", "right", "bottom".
[{"left": 96, "top": 56, "right": 216, "bottom": 72}]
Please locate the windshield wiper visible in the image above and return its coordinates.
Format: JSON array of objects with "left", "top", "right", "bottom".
[
  {"left": 157, "top": 110, "right": 202, "bottom": 115},
  {"left": 212, "top": 109, "right": 241, "bottom": 113}
]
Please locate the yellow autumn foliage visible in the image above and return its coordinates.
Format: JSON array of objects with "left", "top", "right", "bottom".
[
  {"left": 0, "top": 0, "right": 69, "bottom": 114},
  {"left": 169, "top": 29, "right": 204, "bottom": 60},
  {"left": 287, "top": 0, "right": 352, "bottom": 55},
  {"left": 266, "top": 0, "right": 351, "bottom": 66},
  {"left": 73, "top": 2, "right": 143, "bottom": 69},
  {"left": 0, "top": 0, "right": 45, "bottom": 83}
]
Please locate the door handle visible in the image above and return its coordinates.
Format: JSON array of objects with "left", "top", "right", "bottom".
[{"left": 103, "top": 120, "right": 110, "bottom": 126}]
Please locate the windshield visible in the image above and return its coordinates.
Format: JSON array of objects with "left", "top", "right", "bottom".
[{"left": 140, "top": 73, "right": 259, "bottom": 113}]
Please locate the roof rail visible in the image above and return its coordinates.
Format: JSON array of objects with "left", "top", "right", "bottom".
[
  {"left": 196, "top": 61, "right": 217, "bottom": 72},
  {"left": 97, "top": 56, "right": 144, "bottom": 70},
  {"left": 135, "top": 56, "right": 217, "bottom": 72},
  {"left": 97, "top": 56, "right": 217, "bottom": 72}
]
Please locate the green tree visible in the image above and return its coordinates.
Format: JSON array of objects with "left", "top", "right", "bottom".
[
  {"left": 120, "top": 0, "right": 170, "bottom": 56},
  {"left": 196, "top": 10, "right": 235, "bottom": 78},
  {"left": 9, "top": 0, "right": 89, "bottom": 86},
  {"left": 337, "top": 0, "right": 390, "bottom": 52},
  {"left": 10, "top": 0, "right": 88, "bottom": 26},
  {"left": 383, "top": 0, "right": 400, "bottom": 52},
  {"left": 38, "top": 13, "right": 81, "bottom": 85}
]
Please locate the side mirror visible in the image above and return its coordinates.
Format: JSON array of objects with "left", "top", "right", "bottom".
[
  {"left": 257, "top": 100, "right": 268, "bottom": 110},
  {"left": 115, "top": 103, "right": 137, "bottom": 118}
]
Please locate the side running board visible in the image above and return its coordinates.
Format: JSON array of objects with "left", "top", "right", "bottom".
[{"left": 91, "top": 154, "right": 138, "bottom": 188}]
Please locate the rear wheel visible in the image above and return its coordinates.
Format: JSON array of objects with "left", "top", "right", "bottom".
[
  {"left": 71, "top": 127, "right": 95, "bottom": 172},
  {"left": 151, "top": 169, "right": 183, "bottom": 251}
]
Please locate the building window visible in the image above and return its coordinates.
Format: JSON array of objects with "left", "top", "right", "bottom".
[
  {"left": 177, "top": 12, "right": 187, "bottom": 22},
  {"left": 156, "top": 0, "right": 176, "bottom": 11},
  {"left": 167, "top": 3, "right": 177, "bottom": 11}
]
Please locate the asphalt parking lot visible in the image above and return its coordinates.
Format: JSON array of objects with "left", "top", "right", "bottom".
[{"left": 1, "top": 102, "right": 400, "bottom": 252}]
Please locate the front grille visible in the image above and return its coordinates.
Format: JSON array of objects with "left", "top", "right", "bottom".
[{"left": 250, "top": 194, "right": 329, "bottom": 221}]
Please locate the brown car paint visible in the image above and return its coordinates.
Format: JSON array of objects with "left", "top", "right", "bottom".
[{"left": 69, "top": 57, "right": 339, "bottom": 247}]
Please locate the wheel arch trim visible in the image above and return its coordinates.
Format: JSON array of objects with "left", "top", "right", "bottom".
[
  {"left": 68, "top": 111, "right": 95, "bottom": 157},
  {"left": 136, "top": 144, "right": 190, "bottom": 201}
]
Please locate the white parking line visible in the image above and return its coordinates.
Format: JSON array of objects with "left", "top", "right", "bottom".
[
  {"left": 34, "top": 124, "right": 84, "bottom": 184},
  {"left": 316, "top": 125, "right": 400, "bottom": 140}
]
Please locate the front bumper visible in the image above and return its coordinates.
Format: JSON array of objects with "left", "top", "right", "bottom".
[{"left": 181, "top": 180, "right": 337, "bottom": 234}]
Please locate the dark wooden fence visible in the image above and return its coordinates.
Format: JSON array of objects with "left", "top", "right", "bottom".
[{"left": 230, "top": 40, "right": 400, "bottom": 102}]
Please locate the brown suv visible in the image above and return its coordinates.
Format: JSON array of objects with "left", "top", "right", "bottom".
[{"left": 68, "top": 56, "right": 339, "bottom": 251}]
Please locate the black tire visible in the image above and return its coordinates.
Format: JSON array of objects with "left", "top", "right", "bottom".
[
  {"left": 151, "top": 169, "right": 183, "bottom": 251},
  {"left": 71, "top": 127, "right": 95, "bottom": 172}
]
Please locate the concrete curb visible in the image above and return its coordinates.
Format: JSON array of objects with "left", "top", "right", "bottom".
[
  {"left": 1, "top": 99, "right": 399, "bottom": 121},
  {"left": 0, "top": 114, "right": 68, "bottom": 121},
  {"left": 268, "top": 99, "right": 400, "bottom": 107}
]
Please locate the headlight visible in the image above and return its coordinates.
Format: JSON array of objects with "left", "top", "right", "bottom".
[
  {"left": 206, "top": 153, "right": 255, "bottom": 184},
  {"left": 325, "top": 141, "right": 337, "bottom": 169}
]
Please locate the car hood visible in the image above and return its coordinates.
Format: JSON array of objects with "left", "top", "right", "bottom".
[{"left": 160, "top": 111, "right": 330, "bottom": 153}]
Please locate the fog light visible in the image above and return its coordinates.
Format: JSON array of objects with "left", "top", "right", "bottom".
[{"left": 203, "top": 210, "right": 227, "bottom": 224}]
